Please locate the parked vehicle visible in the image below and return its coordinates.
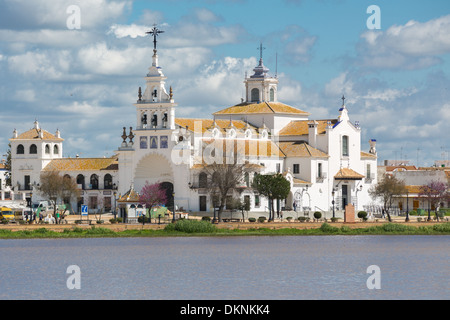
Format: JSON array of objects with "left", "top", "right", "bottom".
[{"left": 0, "top": 207, "right": 15, "bottom": 220}]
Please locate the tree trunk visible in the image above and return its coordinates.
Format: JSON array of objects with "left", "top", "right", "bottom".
[
  {"left": 217, "top": 204, "right": 224, "bottom": 222},
  {"left": 384, "top": 208, "right": 392, "bottom": 222}
]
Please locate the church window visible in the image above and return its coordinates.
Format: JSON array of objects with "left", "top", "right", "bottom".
[
  {"left": 162, "top": 112, "right": 168, "bottom": 128},
  {"left": 255, "top": 195, "right": 260, "bottom": 208},
  {"left": 244, "top": 172, "right": 250, "bottom": 187},
  {"left": 293, "top": 164, "right": 300, "bottom": 174},
  {"left": 251, "top": 88, "right": 259, "bottom": 102},
  {"left": 104, "top": 174, "right": 113, "bottom": 190},
  {"left": 77, "top": 174, "right": 85, "bottom": 190},
  {"left": 30, "top": 144, "right": 37, "bottom": 154},
  {"left": 17, "top": 144, "right": 24, "bottom": 154},
  {"left": 270, "top": 88, "right": 275, "bottom": 102},
  {"left": 54, "top": 145, "right": 59, "bottom": 155},
  {"left": 90, "top": 174, "right": 99, "bottom": 190},
  {"left": 199, "top": 172, "right": 207, "bottom": 188},
  {"left": 342, "top": 135, "right": 349, "bottom": 157},
  {"left": 318, "top": 163, "right": 323, "bottom": 178},
  {"left": 45, "top": 144, "right": 50, "bottom": 154}
]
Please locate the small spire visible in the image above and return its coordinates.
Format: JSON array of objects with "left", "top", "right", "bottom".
[
  {"left": 169, "top": 86, "right": 173, "bottom": 100},
  {"left": 342, "top": 95, "right": 345, "bottom": 106},
  {"left": 138, "top": 87, "right": 142, "bottom": 101}
]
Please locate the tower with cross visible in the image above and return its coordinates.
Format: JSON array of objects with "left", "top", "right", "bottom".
[
  {"left": 131, "top": 25, "right": 177, "bottom": 133},
  {"left": 243, "top": 43, "right": 278, "bottom": 104}
]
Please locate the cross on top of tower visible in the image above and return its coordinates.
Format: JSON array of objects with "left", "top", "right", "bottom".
[
  {"left": 146, "top": 24, "right": 165, "bottom": 51},
  {"left": 258, "top": 43, "right": 266, "bottom": 60}
]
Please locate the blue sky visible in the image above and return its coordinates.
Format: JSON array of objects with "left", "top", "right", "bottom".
[{"left": 0, "top": 0, "right": 449, "bottom": 166}]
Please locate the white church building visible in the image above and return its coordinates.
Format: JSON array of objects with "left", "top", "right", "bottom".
[{"left": 9, "top": 37, "right": 378, "bottom": 219}]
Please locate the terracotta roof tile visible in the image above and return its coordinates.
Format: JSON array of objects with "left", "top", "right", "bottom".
[
  {"left": 279, "top": 119, "right": 337, "bottom": 136},
  {"left": 175, "top": 118, "right": 257, "bottom": 134},
  {"left": 12, "top": 128, "right": 63, "bottom": 141},
  {"left": 213, "top": 102, "right": 310, "bottom": 116},
  {"left": 334, "top": 168, "right": 365, "bottom": 180},
  {"left": 278, "top": 141, "right": 328, "bottom": 158},
  {"left": 361, "top": 151, "right": 377, "bottom": 159},
  {"left": 42, "top": 158, "right": 118, "bottom": 172}
]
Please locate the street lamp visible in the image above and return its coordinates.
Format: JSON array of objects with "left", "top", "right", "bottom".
[
  {"left": 405, "top": 190, "right": 410, "bottom": 222},
  {"left": 113, "top": 191, "right": 117, "bottom": 220},
  {"left": 332, "top": 190, "right": 335, "bottom": 218},
  {"left": 172, "top": 192, "right": 176, "bottom": 223}
]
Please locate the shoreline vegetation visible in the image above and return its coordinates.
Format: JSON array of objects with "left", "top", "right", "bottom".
[{"left": 0, "top": 219, "right": 450, "bottom": 238}]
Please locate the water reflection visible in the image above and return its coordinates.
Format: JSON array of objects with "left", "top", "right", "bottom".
[{"left": 0, "top": 236, "right": 448, "bottom": 300}]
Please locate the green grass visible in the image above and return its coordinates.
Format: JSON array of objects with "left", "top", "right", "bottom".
[{"left": 0, "top": 222, "right": 449, "bottom": 239}]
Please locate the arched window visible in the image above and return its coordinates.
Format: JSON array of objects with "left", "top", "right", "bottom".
[
  {"left": 90, "top": 174, "right": 99, "bottom": 190},
  {"left": 270, "top": 88, "right": 275, "bottom": 102},
  {"left": 251, "top": 88, "right": 259, "bottom": 102},
  {"left": 17, "top": 144, "right": 24, "bottom": 154},
  {"left": 30, "top": 144, "right": 37, "bottom": 154},
  {"left": 342, "top": 135, "right": 349, "bottom": 157},
  {"left": 54, "top": 145, "right": 59, "bottom": 155},
  {"left": 45, "top": 144, "right": 50, "bottom": 154},
  {"left": 104, "top": 174, "right": 113, "bottom": 190},
  {"left": 76, "top": 174, "right": 85, "bottom": 190},
  {"left": 199, "top": 172, "right": 207, "bottom": 188}
]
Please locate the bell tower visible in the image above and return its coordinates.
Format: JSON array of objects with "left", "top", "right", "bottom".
[
  {"left": 244, "top": 43, "right": 278, "bottom": 104},
  {"left": 135, "top": 25, "right": 176, "bottom": 131}
]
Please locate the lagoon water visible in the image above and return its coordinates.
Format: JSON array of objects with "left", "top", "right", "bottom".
[{"left": 0, "top": 236, "right": 448, "bottom": 300}]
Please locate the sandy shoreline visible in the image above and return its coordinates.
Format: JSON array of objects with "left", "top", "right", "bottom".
[{"left": 0, "top": 213, "right": 446, "bottom": 233}]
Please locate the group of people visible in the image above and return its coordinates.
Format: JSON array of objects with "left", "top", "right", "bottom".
[{"left": 23, "top": 211, "right": 66, "bottom": 224}]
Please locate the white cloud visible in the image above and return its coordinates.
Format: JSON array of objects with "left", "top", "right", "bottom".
[
  {"left": 77, "top": 42, "right": 150, "bottom": 75},
  {"left": 8, "top": 50, "right": 72, "bottom": 80},
  {"left": 108, "top": 24, "right": 148, "bottom": 39},
  {"left": 0, "top": 0, "right": 131, "bottom": 30},
  {"left": 358, "top": 14, "right": 450, "bottom": 69}
]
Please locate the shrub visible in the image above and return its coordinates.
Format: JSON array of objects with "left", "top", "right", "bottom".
[
  {"left": 109, "top": 218, "right": 117, "bottom": 224},
  {"left": 417, "top": 217, "right": 422, "bottom": 222},
  {"left": 1, "top": 219, "right": 8, "bottom": 225},
  {"left": 432, "top": 223, "right": 450, "bottom": 233},
  {"left": 164, "top": 219, "right": 217, "bottom": 233},
  {"left": 258, "top": 216, "right": 266, "bottom": 223},
  {"left": 357, "top": 211, "right": 367, "bottom": 220},
  {"left": 137, "top": 216, "right": 150, "bottom": 224},
  {"left": 286, "top": 217, "right": 292, "bottom": 222},
  {"left": 320, "top": 222, "right": 339, "bottom": 233},
  {"left": 330, "top": 217, "right": 339, "bottom": 223},
  {"left": 340, "top": 225, "right": 351, "bottom": 233},
  {"left": 298, "top": 217, "right": 306, "bottom": 222},
  {"left": 248, "top": 217, "right": 256, "bottom": 223},
  {"left": 201, "top": 216, "right": 211, "bottom": 221},
  {"left": 381, "top": 223, "right": 416, "bottom": 233},
  {"left": 313, "top": 211, "right": 322, "bottom": 220},
  {"left": 409, "top": 210, "right": 417, "bottom": 216}
]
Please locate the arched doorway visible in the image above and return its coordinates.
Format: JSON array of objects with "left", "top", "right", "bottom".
[
  {"left": 134, "top": 153, "right": 173, "bottom": 193},
  {"left": 161, "top": 182, "right": 174, "bottom": 209}
]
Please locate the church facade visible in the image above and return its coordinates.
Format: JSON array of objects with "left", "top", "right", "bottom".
[
  {"left": 9, "top": 40, "right": 378, "bottom": 218},
  {"left": 115, "top": 43, "right": 378, "bottom": 217}
]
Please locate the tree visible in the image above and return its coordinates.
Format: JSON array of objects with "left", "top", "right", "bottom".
[
  {"left": 4, "top": 143, "right": 11, "bottom": 186},
  {"left": 38, "top": 172, "right": 80, "bottom": 224},
  {"left": 419, "top": 180, "right": 448, "bottom": 222},
  {"left": 253, "top": 173, "right": 290, "bottom": 221},
  {"left": 139, "top": 181, "right": 167, "bottom": 223},
  {"left": 203, "top": 162, "right": 254, "bottom": 222},
  {"left": 369, "top": 174, "right": 406, "bottom": 222}
]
